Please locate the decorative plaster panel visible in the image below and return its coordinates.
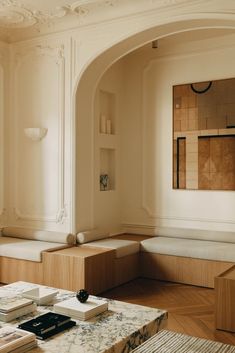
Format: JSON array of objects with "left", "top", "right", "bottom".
[
  {"left": 12, "top": 44, "right": 67, "bottom": 224},
  {"left": 0, "top": 2, "right": 37, "bottom": 28},
  {"left": 13, "top": 44, "right": 65, "bottom": 67},
  {"left": 0, "top": 0, "right": 68, "bottom": 28}
]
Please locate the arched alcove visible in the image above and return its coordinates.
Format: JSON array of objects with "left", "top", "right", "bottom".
[{"left": 75, "top": 17, "right": 235, "bottom": 234}]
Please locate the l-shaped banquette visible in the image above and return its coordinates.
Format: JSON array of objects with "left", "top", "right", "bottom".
[{"left": 0, "top": 226, "right": 234, "bottom": 293}]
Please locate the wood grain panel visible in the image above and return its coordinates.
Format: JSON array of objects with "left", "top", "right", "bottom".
[
  {"left": 215, "top": 265, "right": 235, "bottom": 332},
  {"left": 84, "top": 250, "right": 115, "bottom": 294},
  {"left": 141, "top": 253, "right": 234, "bottom": 288},
  {"left": 112, "top": 234, "right": 152, "bottom": 242},
  {"left": 115, "top": 254, "right": 140, "bottom": 286},
  {"left": 43, "top": 251, "right": 85, "bottom": 291},
  {"left": 0, "top": 256, "right": 43, "bottom": 284},
  {"left": 43, "top": 247, "right": 115, "bottom": 294}
]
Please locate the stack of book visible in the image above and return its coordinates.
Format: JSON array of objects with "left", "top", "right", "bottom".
[
  {"left": 0, "top": 326, "right": 37, "bottom": 353},
  {"left": 18, "top": 312, "right": 76, "bottom": 340},
  {"left": 22, "top": 287, "right": 58, "bottom": 305},
  {"left": 54, "top": 297, "right": 108, "bottom": 320},
  {"left": 0, "top": 296, "right": 36, "bottom": 323}
]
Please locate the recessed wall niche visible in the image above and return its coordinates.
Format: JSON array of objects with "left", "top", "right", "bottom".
[
  {"left": 99, "top": 90, "right": 115, "bottom": 135},
  {"left": 100, "top": 148, "right": 115, "bottom": 191},
  {"left": 173, "top": 77, "right": 235, "bottom": 190}
]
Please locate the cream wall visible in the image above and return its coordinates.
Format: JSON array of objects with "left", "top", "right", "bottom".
[
  {"left": 6, "top": 36, "right": 73, "bottom": 231},
  {"left": 1, "top": 1, "right": 235, "bottom": 234},
  {"left": 121, "top": 33, "right": 235, "bottom": 234}
]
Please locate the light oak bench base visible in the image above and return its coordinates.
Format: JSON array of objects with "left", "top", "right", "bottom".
[
  {"left": 1, "top": 233, "right": 234, "bottom": 292},
  {"left": 43, "top": 246, "right": 116, "bottom": 294},
  {"left": 43, "top": 247, "right": 141, "bottom": 294},
  {"left": 141, "top": 252, "right": 234, "bottom": 288},
  {"left": 215, "top": 265, "right": 235, "bottom": 332},
  {"left": 115, "top": 253, "right": 140, "bottom": 287},
  {"left": 0, "top": 256, "right": 44, "bottom": 284}
]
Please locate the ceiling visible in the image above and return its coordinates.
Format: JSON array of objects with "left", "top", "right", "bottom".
[
  {"left": 0, "top": 0, "right": 103, "bottom": 39},
  {"left": 0, "top": 0, "right": 209, "bottom": 42},
  {"left": 1, "top": 0, "right": 235, "bottom": 43},
  {"left": 0, "top": 0, "right": 117, "bottom": 41},
  {"left": 0, "top": 0, "right": 107, "bottom": 28}
]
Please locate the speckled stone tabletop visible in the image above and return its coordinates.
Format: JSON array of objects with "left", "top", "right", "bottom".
[{"left": 1, "top": 282, "right": 168, "bottom": 353}]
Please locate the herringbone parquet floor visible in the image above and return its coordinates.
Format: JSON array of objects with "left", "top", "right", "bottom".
[{"left": 102, "top": 278, "right": 235, "bottom": 346}]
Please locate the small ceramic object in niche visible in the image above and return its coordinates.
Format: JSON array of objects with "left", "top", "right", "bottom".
[
  {"left": 76, "top": 289, "right": 89, "bottom": 303},
  {"left": 100, "top": 174, "right": 109, "bottom": 191}
]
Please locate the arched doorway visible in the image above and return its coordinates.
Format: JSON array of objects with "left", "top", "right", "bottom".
[{"left": 74, "top": 17, "right": 235, "bottom": 234}]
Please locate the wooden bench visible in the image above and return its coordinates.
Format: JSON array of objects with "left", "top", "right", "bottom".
[{"left": 0, "top": 227, "right": 75, "bottom": 284}]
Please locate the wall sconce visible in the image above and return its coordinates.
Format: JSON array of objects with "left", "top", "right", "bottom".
[{"left": 24, "top": 128, "right": 48, "bottom": 141}]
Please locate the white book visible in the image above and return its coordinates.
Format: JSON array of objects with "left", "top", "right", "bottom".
[
  {"left": 0, "top": 297, "right": 33, "bottom": 314},
  {"left": 54, "top": 297, "right": 108, "bottom": 320},
  {"left": 0, "top": 326, "right": 36, "bottom": 353},
  {"left": 22, "top": 287, "right": 58, "bottom": 305},
  {"left": 10, "top": 341, "right": 37, "bottom": 353},
  {"left": 0, "top": 303, "right": 37, "bottom": 322}
]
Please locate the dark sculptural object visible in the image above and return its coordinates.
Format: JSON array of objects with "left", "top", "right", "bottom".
[{"left": 76, "top": 289, "right": 89, "bottom": 303}]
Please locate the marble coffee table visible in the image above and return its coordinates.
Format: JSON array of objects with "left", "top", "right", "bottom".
[{"left": 1, "top": 281, "right": 168, "bottom": 353}]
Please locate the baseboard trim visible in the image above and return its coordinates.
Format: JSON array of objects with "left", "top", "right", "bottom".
[{"left": 122, "top": 223, "right": 156, "bottom": 235}]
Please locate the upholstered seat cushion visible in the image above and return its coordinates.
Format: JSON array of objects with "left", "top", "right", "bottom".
[
  {"left": 82, "top": 239, "right": 140, "bottom": 258},
  {"left": 0, "top": 237, "right": 68, "bottom": 262},
  {"left": 141, "top": 236, "right": 235, "bottom": 262}
]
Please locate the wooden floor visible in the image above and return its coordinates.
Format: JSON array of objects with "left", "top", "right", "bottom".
[{"left": 102, "top": 278, "right": 235, "bottom": 346}]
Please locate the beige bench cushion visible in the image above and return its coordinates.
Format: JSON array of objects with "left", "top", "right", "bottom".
[
  {"left": 2, "top": 227, "right": 75, "bottom": 245},
  {"left": 141, "top": 236, "right": 235, "bottom": 262},
  {"left": 155, "top": 227, "right": 235, "bottom": 244},
  {"left": 83, "top": 239, "right": 140, "bottom": 258},
  {"left": 0, "top": 237, "right": 68, "bottom": 262}
]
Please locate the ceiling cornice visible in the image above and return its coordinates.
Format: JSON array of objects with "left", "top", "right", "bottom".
[
  {"left": 0, "top": 0, "right": 233, "bottom": 43},
  {"left": 0, "top": 0, "right": 118, "bottom": 42}
]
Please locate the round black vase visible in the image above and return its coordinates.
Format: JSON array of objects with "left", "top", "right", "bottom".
[{"left": 76, "top": 289, "right": 89, "bottom": 303}]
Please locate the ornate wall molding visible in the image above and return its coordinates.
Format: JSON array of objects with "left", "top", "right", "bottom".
[
  {"left": 13, "top": 44, "right": 65, "bottom": 67},
  {"left": 13, "top": 205, "right": 68, "bottom": 223},
  {"left": 0, "top": 0, "right": 101, "bottom": 30},
  {"left": 142, "top": 60, "right": 156, "bottom": 219},
  {"left": 56, "top": 205, "right": 68, "bottom": 224},
  {"left": 0, "top": 0, "right": 217, "bottom": 42},
  {"left": 0, "top": 0, "right": 68, "bottom": 28},
  {"left": 123, "top": 217, "right": 235, "bottom": 235},
  {"left": 12, "top": 43, "right": 67, "bottom": 224}
]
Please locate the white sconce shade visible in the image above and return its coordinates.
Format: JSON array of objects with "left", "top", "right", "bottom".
[{"left": 24, "top": 128, "right": 48, "bottom": 141}]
